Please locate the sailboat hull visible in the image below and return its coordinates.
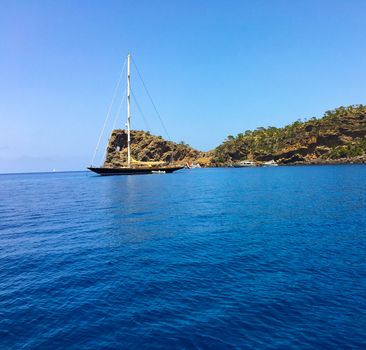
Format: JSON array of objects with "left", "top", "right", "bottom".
[{"left": 88, "top": 166, "right": 184, "bottom": 176}]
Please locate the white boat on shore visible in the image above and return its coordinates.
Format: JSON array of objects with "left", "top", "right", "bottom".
[
  {"left": 263, "top": 160, "right": 278, "bottom": 166},
  {"left": 232, "top": 160, "right": 257, "bottom": 167},
  {"left": 185, "top": 162, "right": 201, "bottom": 169}
]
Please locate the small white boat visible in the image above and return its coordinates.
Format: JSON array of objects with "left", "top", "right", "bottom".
[
  {"left": 151, "top": 170, "right": 166, "bottom": 174},
  {"left": 185, "top": 162, "right": 201, "bottom": 169},
  {"left": 263, "top": 160, "right": 278, "bottom": 166},
  {"left": 233, "top": 160, "right": 257, "bottom": 167}
]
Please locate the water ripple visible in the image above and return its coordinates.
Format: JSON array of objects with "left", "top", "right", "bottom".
[{"left": 0, "top": 167, "right": 366, "bottom": 349}]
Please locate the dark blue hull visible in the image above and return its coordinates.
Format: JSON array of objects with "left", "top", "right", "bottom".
[{"left": 88, "top": 166, "right": 184, "bottom": 176}]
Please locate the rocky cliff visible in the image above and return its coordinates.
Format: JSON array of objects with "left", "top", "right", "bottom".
[{"left": 103, "top": 129, "right": 210, "bottom": 167}]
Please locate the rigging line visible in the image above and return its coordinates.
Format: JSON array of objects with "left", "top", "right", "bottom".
[
  {"left": 112, "top": 89, "right": 127, "bottom": 131},
  {"left": 101, "top": 89, "right": 127, "bottom": 164},
  {"left": 130, "top": 88, "right": 152, "bottom": 132},
  {"left": 131, "top": 56, "right": 171, "bottom": 141},
  {"left": 91, "top": 58, "right": 127, "bottom": 166}
]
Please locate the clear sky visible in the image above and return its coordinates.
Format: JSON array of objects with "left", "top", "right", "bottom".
[{"left": 1, "top": 0, "right": 366, "bottom": 173}]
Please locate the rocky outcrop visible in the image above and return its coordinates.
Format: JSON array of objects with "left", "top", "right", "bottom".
[{"left": 104, "top": 129, "right": 211, "bottom": 167}]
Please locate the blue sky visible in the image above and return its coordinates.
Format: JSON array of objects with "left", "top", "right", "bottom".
[{"left": 1, "top": 0, "right": 366, "bottom": 172}]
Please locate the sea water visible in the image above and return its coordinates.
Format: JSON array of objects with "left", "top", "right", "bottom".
[{"left": 0, "top": 166, "right": 365, "bottom": 349}]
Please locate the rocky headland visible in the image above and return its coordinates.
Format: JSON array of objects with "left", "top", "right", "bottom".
[
  {"left": 104, "top": 105, "right": 366, "bottom": 167},
  {"left": 104, "top": 130, "right": 211, "bottom": 167}
]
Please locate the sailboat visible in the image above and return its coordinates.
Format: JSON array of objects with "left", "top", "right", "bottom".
[{"left": 88, "top": 54, "right": 185, "bottom": 176}]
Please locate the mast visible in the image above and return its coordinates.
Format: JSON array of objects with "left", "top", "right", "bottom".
[{"left": 127, "top": 53, "right": 131, "bottom": 167}]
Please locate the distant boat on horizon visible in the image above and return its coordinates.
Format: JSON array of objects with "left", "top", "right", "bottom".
[{"left": 88, "top": 54, "right": 184, "bottom": 176}]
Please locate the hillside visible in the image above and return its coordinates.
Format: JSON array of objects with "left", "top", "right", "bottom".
[
  {"left": 212, "top": 105, "right": 366, "bottom": 165},
  {"left": 103, "top": 105, "right": 366, "bottom": 167}
]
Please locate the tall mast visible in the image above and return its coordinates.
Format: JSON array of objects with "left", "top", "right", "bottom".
[{"left": 127, "top": 53, "right": 131, "bottom": 167}]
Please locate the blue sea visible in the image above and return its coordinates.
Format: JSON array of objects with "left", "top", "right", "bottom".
[{"left": 1, "top": 166, "right": 366, "bottom": 349}]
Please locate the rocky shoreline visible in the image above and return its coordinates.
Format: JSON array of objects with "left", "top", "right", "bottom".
[
  {"left": 285, "top": 156, "right": 366, "bottom": 166},
  {"left": 218, "top": 157, "right": 366, "bottom": 167}
]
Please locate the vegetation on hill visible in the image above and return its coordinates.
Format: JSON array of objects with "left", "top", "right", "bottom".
[{"left": 212, "top": 105, "right": 366, "bottom": 165}]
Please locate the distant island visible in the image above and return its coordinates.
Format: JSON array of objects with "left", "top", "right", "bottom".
[{"left": 104, "top": 105, "right": 366, "bottom": 167}]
